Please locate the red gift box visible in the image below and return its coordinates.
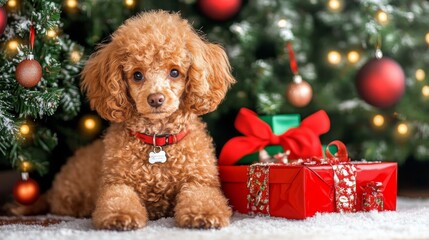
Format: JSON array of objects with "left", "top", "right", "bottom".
[
  {"left": 219, "top": 162, "right": 397, "bottom": 219},
  {"left": 218, "top": 108, "right": 397, "bottom": 218}
]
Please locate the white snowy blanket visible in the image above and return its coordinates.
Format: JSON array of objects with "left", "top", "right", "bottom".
[{"left": 1, "top": 197, "right": 428, "bottom": 240}]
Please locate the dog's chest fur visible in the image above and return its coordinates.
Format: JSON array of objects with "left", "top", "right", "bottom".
[
  {"left": 102, "top": 121, "right": 217, "bottom": 220},
  {"left": 113, "top": 135, "right": 207, "bottom": 219}
]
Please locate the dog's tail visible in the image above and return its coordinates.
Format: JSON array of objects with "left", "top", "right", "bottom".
[{"left": 3, "top": 192, "right": 50, "bottom": 216}]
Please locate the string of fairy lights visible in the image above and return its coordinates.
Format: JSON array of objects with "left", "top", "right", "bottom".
[{"left": 65, "top": 0, "right": 136, "bottom": 9}]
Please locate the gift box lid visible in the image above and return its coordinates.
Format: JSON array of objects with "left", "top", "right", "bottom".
[{"left": 259, "top": 114, "right": 300, "bottom": 135}]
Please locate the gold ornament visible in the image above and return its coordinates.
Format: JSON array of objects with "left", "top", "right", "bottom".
[
  {"left": 286, "top": 75, "right": 313, "bottom": 107},
  {"left": 16, "top": 54, "right": 43, "bottom": 88}
]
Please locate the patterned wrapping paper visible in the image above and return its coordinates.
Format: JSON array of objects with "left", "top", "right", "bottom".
[{"left": 219, "top": 161, "right": 396, "bottom": 219}]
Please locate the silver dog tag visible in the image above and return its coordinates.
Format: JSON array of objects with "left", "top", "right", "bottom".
[{"left": 148, "top": 146, "right": 167, "bottom": 164}]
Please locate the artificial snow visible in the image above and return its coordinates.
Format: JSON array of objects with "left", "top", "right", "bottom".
[{"left": 0, "top": 197, "right": 428, "bottom": 240}]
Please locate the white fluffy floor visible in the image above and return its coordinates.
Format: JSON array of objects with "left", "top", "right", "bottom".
[{"left": 1, "top": 197, "right": 428, "bottom": 240}]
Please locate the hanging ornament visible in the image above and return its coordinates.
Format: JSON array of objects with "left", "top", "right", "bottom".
[
  {"left": 16, "top": 24, "right": 43, "bottom": 88},
  {"left": 198, "top": 0, "right": 242, "bottom": 21},
  {"left": 355, "top": 49, "right": 405, "bottom": 108},
  {"left": 0, "top": 6, "right": 7, "bottom": 36},
  {"left": 285, "top": 42, "right": 313, "bottom": 107},
  {"left": 13, "top": 172, "right": 40, "bottom": 205}
]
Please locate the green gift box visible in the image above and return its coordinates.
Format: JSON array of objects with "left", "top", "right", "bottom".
[{"left": 235, "top": 114, "right": 301, "bottom": 165}]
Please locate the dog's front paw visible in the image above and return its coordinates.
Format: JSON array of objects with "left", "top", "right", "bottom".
[
  {"left": 92, "top": 210, "right": 147, "bottom": 231},
  {"left": 175, "top": 210, "right": 230, "bottom": 229},
  {"left": 175, "top": 186, "right": 232, "bottom": 229},
  {"left": 92, "top": 184, "right": 148, "bottom": 231}
]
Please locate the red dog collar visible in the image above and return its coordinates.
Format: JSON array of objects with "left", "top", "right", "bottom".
[{"left": 130, "top": 130, "right": 188, "bottom": 147}]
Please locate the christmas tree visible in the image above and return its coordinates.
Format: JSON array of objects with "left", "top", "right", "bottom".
[
  {"left": 0, "top": 0, "right": 84, "bottom": 176},
  {"left": 60, "top": 0, "right": 429, "bottom": 164},
  {"left": 2, "top": 0, "right": 429, "bottom": 179}
]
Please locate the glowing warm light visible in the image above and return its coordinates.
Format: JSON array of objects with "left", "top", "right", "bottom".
[
  {"left": 376, "top": 10, "right": 389, "bottom": 25},
  {"left": 20, "top": 124, "right": 30, "bottom": 135},
  {"left": 397, "top": 123, "right": 408, "bottom": 135},
  {"left": 81, "top": 115, "right": 101, "bottom": 134},
  {"left": 422, "top": 86, "right": 429, "bottom": 97},
  {"left": 425, "top": 32, "right": 429, "bottom": 45},
  {"left": 84, "top": 118, "right": 96, "bottom": 130},
  {"left": 277, "top": 19, "right": 287, "bottom": 28},
  {"left": 70, "top": 50, "right": 82, "bottom": 63},
  {"left": 8, "top": 0, "right": 17, "bottom": 8},
  {"left": 347, "top": 50, "right": 360, "bottom": 64},
  {"left": 21, "top": 161, "right": 31, "bottom": 172},
  {"left": 416, "top": 69, "right": 425, "bottom": 81},
  {"left": 327, "top": 50, "right": 341, "bottom": 65},
  {"left": 124, "top": 0, "right": 135, "bottom": 7},
  {"left": 66, "top": 0, "right": 78, "bottom": 8},
  {"left": 8, "top": 40, "right": 19, "bottom": 51},
  {"left": 372, "top": 114, "right": 384, "bottom": 127},
  {"left": 327, "top": 0, "right": 343, "bottom": 12},
  {"left": 46, "top": 29, "right": 57, "bottom": 38}
]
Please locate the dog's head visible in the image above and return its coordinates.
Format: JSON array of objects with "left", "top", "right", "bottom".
[{"left": 81, "top": 11, "right": 236, "bottom": 122}]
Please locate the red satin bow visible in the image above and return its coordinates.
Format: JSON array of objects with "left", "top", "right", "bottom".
[{"left": 219, "top": 108, "right": 330, "bottom": 165}]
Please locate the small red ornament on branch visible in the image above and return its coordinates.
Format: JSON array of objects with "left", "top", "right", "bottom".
[
  {"left": 0, "top": 6, "right": 7, "bottom": 36},
  {"left": 13, "top": 172, "right": 40, "bottom": 205},
  {"left": 285, "top": 42, "right": 313, "bottom": 107},
  {"left": 16, "top": 24, "right": 43, "bottom": 88}
]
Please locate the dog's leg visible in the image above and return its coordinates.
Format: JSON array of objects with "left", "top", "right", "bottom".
[
  {"left": 3, "top": 193, "right": 49, "bottom": 216},
  {"left": 174, "top": 184, "right": 232, "bottom": 229},
  {"left": 92, "top": 184, "right": 148, "bottom": 230}
]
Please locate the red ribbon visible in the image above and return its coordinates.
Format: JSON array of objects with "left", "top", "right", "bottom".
[
  {"left": 29, "top": 24, "right": 35, "bottom": 51},
  {"left": 324, "top": 140, "right": 349, "bottom": 164},
  {"left": 290, "top": 140, "right": 350, "bottom": 165},
  {"left": 287, "top": 42, "right": 299, "bottom": 75},
  {"left": 218, "top": 108, "right": 330, "bottom": 165}
]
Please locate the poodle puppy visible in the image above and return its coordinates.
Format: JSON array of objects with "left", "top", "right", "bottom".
[{"left": 9, "top": 10, "right": 236, "bottom": 230}]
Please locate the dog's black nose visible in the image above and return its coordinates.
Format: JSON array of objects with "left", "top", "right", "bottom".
[{"left": 147, "top": 93, "right": 165, "bottom": 108}]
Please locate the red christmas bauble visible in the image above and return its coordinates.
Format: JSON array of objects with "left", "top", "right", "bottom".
[
  {"left": 0, "top": 6, "right": 7, "bottom": 36},
  {"left": 355, "top": 57, "right": 405, "bottom": 108},
  {"left": 16, "top": 57, "right": 43, "bottom": 88},
  {"left": 286, "top": 78, "right": 313, "bottom": 107},
  {"left": 13, "top": 177, "right": 40, "bottom": 205},
  {"left": 198, "top": 0, "right": 242, "bottom": 21}
]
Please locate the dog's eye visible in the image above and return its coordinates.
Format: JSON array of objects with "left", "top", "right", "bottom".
[
  {"left": 133, "top": 71, "right": 144, "bottom": 81},
  {"left": 169, "top": 69, "right": 180, "bottom": 78}
]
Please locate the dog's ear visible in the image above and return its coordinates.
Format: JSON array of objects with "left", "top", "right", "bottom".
[
  {"left": 184, "top": 34, "right": 236, "bottom": 115},
  {"left": 81, "top": 41, "right": 133, "bottom": 122}
]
